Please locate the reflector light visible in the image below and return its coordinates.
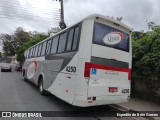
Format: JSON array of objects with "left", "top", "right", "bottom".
[
  {"left": 92, "top": 97, "right": 96, "bottom": 101},
  {"left": 88, "top": 101, "right": 92, "bottom": 103},
  {"left": 84, "top": 62, "right": 91, "bottom": 77}
]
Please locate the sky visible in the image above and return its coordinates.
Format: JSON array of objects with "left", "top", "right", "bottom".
[{"left": 0, "top": 0, "right": 160, "bottom": 50}]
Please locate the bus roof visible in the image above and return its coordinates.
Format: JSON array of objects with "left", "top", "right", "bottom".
[
  {"left": 26, "top": 14, "right": 133, "bottom": 51},
  {"left": 85, "top": 14, "right": 133, "bottom": 31}
]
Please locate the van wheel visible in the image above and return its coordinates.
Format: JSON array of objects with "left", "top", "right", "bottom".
[{"left": 39, "top": 77, "right": 46, "bottom": 95}]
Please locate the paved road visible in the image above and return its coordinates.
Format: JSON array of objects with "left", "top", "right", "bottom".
[{"left": 0, "top": 67, "right": 142, "bottom": 120}]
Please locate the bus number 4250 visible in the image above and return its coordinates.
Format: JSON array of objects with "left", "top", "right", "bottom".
[
  {"left": 122, "top": 89, "right": 129, "bottom": 94},
  {"left": 66, "top": 66, "right": 76, "bottom": 73}
]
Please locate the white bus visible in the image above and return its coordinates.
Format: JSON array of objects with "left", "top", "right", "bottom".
[{"left": 22, "top": 14, "right": 132, "bottom": 107}]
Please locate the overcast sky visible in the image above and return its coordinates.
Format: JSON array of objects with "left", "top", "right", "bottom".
[{"left": 0, "top": 0, "right": 160, "bottom": 50}]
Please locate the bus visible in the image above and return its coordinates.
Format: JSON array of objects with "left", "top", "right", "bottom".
[{"left": 22, "top": 14, "right": 132, "bottom": 107}]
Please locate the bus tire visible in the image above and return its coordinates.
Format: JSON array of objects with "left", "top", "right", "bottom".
[{"left": 39, "top": 77, "right": 46, "bottom": 95}]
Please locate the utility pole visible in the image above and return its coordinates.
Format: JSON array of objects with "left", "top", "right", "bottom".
[{"left": 54, "top": 0, "right": 66, "bottom": 29}]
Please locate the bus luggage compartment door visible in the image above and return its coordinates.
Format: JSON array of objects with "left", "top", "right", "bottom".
[{"left": 88, "top": 68, "right": 130, "bottom": 97}]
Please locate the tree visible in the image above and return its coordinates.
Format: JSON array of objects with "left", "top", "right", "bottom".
[
  {"left": 13, "top": 27, "right": 30, "bottom": 51},
  {"left": 48, "top": 27, "right": 61, "bottom": 36},
  {"left": 16, "top": 32, "right": 49, "bottom": 62},
  {"left": 132, "top": 22, "right": 160, "bottom": 98},
  {"left": 1, "top": 27, "right": 60, "bottom": 63},
  {"left": 0, "top": 34, "right": 16, "bottom": 56}
]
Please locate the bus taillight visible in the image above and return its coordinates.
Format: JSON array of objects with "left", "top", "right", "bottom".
[
  {"left": 128, "top": 69, "right": 131, "bottom": 80},
  {"left": 84, "top": 62, "right": 91, "bottom": 77}
]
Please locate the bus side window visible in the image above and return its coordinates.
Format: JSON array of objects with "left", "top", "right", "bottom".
[
  {"left": 41, "top": 42, "right": 47, "bottom": 56},
  {"left": 28, "top": 49, "right": 30, "bottom": 58},
  {"left": 46, "top": 39, "right": 52, "bottom": 55},
  {"left": 35, "top": 45, "right": 39, "bottom": 57},
  {"left": 37, "top": 44, "right": 42, "bottom": 57},
  {"left": 57, "top": 32, "right": 67, "bottom": 53},
  {"left": 30, "top": 48, "right": 33, "bottom": 58},
  {"left": 72, "top": 26, "right": 80, "bottom": 50},
  {"left": 25, "top": 50, "right": 27, "bottom": 58},
  {"left": 51, "top": 36, "right": 59, "bottom": 54},
  {"left": 67, "top": 28, "right": 74, "bottom": 51},
  {"left": 32, "top": 47, "right": 35, "bottom": 57},
  {"left": 26, "top": 50, "right": 29, "bottom": 58}
]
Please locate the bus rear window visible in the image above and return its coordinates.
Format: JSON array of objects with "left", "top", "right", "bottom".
[{"left": 93, "top": 22, "right": 129, "bottom": 52}]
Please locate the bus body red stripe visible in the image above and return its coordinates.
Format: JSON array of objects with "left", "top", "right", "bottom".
[{"left": 90, "top": 63, "right": 131, "bottom": 80}]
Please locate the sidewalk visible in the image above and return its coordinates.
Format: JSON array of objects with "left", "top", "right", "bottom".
[
  {"left": 118, "top": 98, "right": 160, "bottom": 120},
  {"left": 118, "top": 98, "right": 160, "bottom": 111}
]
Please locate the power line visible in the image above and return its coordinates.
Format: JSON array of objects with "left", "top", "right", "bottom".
[
  {"left": 0, "top": 15, "right": 60, "bottom": 24},
  {"left": 0, "top": 0, "right": 60, "bottom": 12},
  {"left": 0, "top": 3, "right": 61, "bottom": 22},
  {"left": 0, "top": 10, "right": 60, "bottom": 20},
  {"left": 0, "top": 2, "right": 61, "bottom": 22},
  {"left": 0, "top": 0, "right": 61, "bottom": 29},
  {"left": 0, "top": 6, "right": 61, "bottom": 17},
  {"left": 0, "top": 13, "right": 60, "bottom": 23}
]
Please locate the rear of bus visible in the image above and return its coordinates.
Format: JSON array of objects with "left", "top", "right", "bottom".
[{"left": 73, "top": 15, "right": 132, "bottom": 107}]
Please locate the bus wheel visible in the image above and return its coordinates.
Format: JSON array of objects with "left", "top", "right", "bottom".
[{"left": 39, "top": 77, "right": 46, "bottom": 95}]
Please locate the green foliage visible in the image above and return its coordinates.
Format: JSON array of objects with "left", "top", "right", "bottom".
[
  {"left": 1, "top": 27, "right": 61, "bottom": 63},
  {"left": 0, "top": 34, "right": 16, "bottom": 56},
  {"left": 16, "top": 32, "right": 49, "bottom": 62},
  {"left": 132, "top": 22, "right": 160, "bottom": 99}
]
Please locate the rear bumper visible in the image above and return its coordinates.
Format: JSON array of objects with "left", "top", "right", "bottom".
[
  {"left": 72, "top": 95, "right": 129, "bottom": 107},
  {"left": 1, "top": 68, "right": 12, "bottom": 72}
]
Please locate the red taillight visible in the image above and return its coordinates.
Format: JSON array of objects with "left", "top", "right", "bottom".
[
  {"left": 128, "top": 69, "right": 131, "bottom": 80},
  {"left": 109, "top": 87, "right": 118, "bottom": 93},
  {"left": 84, "top": 62, "right": 91, "bottom": 77}
]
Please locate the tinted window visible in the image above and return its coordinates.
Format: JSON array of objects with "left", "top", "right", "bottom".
[
  {"left": 57, "top": 32, "right": 67, "bottom": 53},
  {"left": 67, "top": 28, "right": 74, "bottom": 51},
  {"left": 46, "top": 40, "right": 52, "bottom": 55},
  {"left": 41, "top": 42, "right": 47, "bottom": 56},
  {"left": 37, "top": 44, "right": 42, "bottom": 56},
  {"left": 35, "top": 45, "right": 39, "bottom": 57},
  {"left": 27, "top": 51, "right": 29, "bottom": 58},
  {"left": 51, "top": 36, "right": 59, "bottom": 54},
  {"left": 93, "top": 22, "right": 129, "bottom": 52},
  {"left": 72, "top": 26, "right": 80, "bottom": 50},
  {"left": 32, "top": 47, "right": 36, "bottom": 57},
  {"left": 30, "top": 48, "right": 33, "bottom": 58},
  {"left": 26, "top": 51, "right": 28, "bottom": 58},
  {"left": 28, "top": 49, "right": 30, "bottom": 58}
]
